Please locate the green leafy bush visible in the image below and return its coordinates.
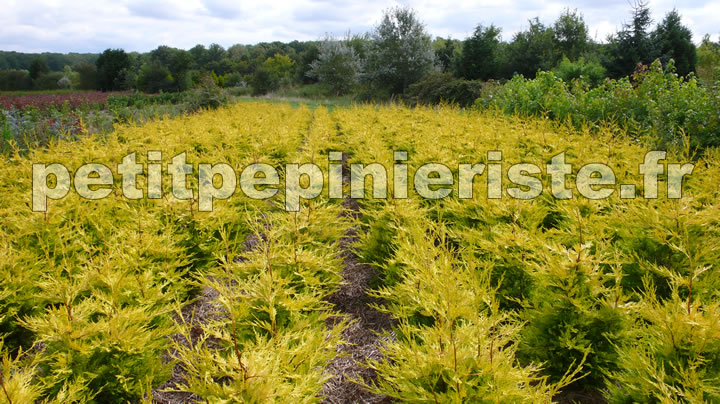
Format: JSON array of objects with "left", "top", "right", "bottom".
[
  {"left": 552, "top": 56, "right": 607, "bottom": 87},
  {"left": 478, "top": 60, "right": 720, "bottom": 151},
  {"left": 188, "top": 75, "right": 229, "bottom": 110},
  {"left": 404, "top": 72, "right": 487, "bottom": 107}
]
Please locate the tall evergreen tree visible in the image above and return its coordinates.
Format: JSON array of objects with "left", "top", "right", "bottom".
[
  {"left": 652, "top": 9, "right": 697, "bottom": 77},
  {"left": 605, "top": 1, "right": 654, "bottom": 78}
]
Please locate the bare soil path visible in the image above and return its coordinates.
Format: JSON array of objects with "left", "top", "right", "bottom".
[{"left": 320, "top": 159, "right": 395, "bottom": 404}]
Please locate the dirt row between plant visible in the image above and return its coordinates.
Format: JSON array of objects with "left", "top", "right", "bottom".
[
  {"left": 155, "top": 115, "right": 396, "bottom": 403},
  {"left": 320, "top": 155, "right": 396, "bottom": 404},
  {"left": 152, "top": 233, "right": 262, "bottom": 404}
]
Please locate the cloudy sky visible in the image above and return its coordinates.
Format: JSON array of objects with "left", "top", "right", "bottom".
[{"left": 1, "top": 0, "right": 718, "bottom": 53}]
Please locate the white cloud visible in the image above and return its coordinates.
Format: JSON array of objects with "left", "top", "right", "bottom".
[{"left": 0, "top": 0, "right": 716, "bottom": 53}]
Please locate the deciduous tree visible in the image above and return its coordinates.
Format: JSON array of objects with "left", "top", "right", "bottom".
[
  {"left": 308, "top": 37, "right": 361, "bottom": 95},
  {"left": 364, "top": 7, "right": 435, "bottom": 95},
  {"left": 96, "top": 48, "right": 130, "bottom": 91}
]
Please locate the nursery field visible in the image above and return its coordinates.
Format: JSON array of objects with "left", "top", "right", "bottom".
[{"left": 1, "top": 102, "right": 719, "bottom": 403}]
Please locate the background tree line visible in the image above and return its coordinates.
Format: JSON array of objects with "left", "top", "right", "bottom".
[{"left": 1, "top": 1, "right": 718, "bottom": 99}]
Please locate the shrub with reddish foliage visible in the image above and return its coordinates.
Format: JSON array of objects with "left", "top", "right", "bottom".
[{"left": 0, "top": 91, "right": 127, "bottom": 111}]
